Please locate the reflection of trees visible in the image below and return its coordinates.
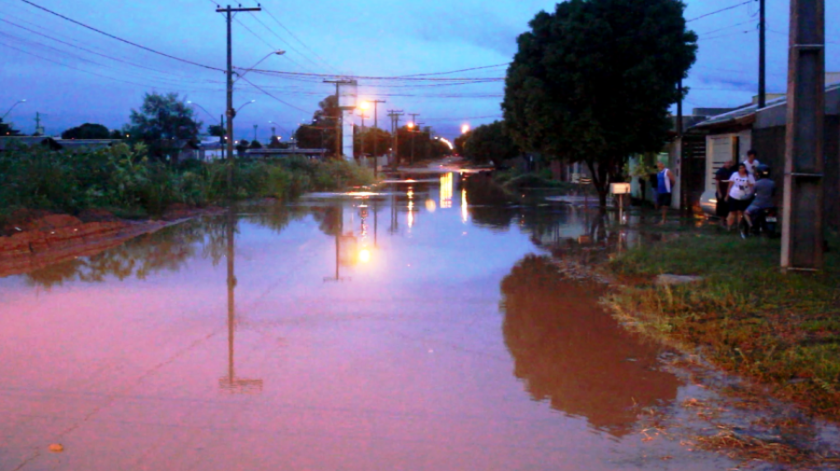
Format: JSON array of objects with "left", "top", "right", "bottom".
[
  {"left": 463, "top": 174, "right": 517, "bottom": 230},
  {"left": 500, "top": 255, "right": 679, "bottom": 438},
  {"left": 310, "top": 204, "right": 342, "bottom": 236},
  {"left": 26, "top": 220, "right": 214, "bottom": 288}
]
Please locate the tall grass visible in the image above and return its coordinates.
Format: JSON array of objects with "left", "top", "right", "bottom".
[{"left": 0, "top": 144, "right": 374, "bottom": 223}]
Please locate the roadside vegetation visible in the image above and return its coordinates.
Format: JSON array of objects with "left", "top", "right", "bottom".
[
  {"left": 0, "top": 142, "right": 374, "bottom": 225},
  {"left": 608, "top": 233, "right": 840, "bottom": 420}
]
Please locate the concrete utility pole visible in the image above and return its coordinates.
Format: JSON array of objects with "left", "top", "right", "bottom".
[
  {"left": 324, "top": 79, "right": 354, "bottom": 158},
  {"left": 388, "top": 110, "right": 404, "bottom": 166},
  {"left": 781, "top": 0, "right": 825, "bottom": 271},
  {"left": 217, "top": 4, "right": 261, "bottom": 165},
  {"left": 758, "top": 0, "right": 767, "bottom": 109},
  {"left": 371, "top": 100, "right": 386, "bottom": 178}
]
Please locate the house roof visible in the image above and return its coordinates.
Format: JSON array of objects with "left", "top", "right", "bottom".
[{"left": 692, "top": 82, "right": 840, "bottom": 131}]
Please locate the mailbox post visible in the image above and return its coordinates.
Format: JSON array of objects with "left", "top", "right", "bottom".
[{"left": 610, "top": 183, "right": 631, "bottom": 224}]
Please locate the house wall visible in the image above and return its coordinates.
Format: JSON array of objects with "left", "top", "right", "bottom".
[{"left": 704, "top": 130, "right": 752, "bottom": 194}]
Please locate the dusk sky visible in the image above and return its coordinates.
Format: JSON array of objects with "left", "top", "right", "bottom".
[{"left": 1, "top": 0, "right": 838, "bottom": 141}]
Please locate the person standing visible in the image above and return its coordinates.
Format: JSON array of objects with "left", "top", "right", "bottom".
[
  {"left": 743, "top": 149, "right": 761, "bottom": 177},
  {"left": 714, "top": 160, "right": 735, "bottom": 224},
  {"left": 726, "top": 163, "right": 755, "bottom": 229},
  {"left": 656, "top": 162, "right": 675, "bottom": 224}
]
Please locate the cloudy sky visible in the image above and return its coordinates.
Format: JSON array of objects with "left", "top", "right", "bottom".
[{"left": 1, "top": 0, "right": 838, "bottom": 141}]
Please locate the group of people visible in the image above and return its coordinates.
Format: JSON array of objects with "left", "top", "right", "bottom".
[{"left": 714, "top": 150, "right": 776, "bottom": 229}]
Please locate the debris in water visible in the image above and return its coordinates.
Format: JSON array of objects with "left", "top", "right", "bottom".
[{"left": 48, "top": 443, "right": 64, "bottom": 453}]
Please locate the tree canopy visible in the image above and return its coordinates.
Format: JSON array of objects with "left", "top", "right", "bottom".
[
  {"left": 463, "top": 121, "right": 520, "bottom": 167},
  {"left": 61, "top": 123, "right": 112, "bottom": 140},
  {"left": 502, "top": 0, "right": 697, "bottom": 204},
  {"left": 295, "top": 95, "right": 338, "bottom": 154},
  {"left": 126, "top": 92, "right": 201, "bottom": 142}
]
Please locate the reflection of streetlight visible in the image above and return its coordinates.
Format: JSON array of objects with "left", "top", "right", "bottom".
[
  {"left": 359, "top": 248, "right": 371, "bottom": 264},
  {"left": 2, "top": 99, "right": 26, "bottom": 119}
]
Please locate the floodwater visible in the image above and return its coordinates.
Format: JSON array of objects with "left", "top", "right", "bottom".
[{"left": 0, "top": 173, "right": 733, "bottom": 470}]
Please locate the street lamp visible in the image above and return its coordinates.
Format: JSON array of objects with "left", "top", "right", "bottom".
[
  {"left": 461, "top": 124, "right": 471, "bottom": 134},
  {"left": 2, "top": 99, "right": 26, "bottom": 120},
  {"left": 235, "top": 50, "right": 286, "bottom": 82},
  {"left": 236, "top": 99, "right": 256, "bottom": 114}
]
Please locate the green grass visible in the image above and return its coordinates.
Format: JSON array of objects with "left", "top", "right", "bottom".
[{"left": 609, "top": 233, "right": 840, "bottom": 420}]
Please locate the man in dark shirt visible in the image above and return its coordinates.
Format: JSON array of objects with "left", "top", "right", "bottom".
[{"left": 714, "top": 161, "right": 735, "bottom": 222}]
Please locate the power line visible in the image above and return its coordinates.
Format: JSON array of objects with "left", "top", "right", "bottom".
[
  {"left": 698, "top": 20, "right": 755, "bottom": 36},
  {"left": 261, "top": 6, "right": 339, "bottom": 74},
  {"left": 237, "top": 75, "right": 312, "bottom": 114},
  {"left": 19, "top": 0, "right": 225, "bottom": 73},
  {"left": 246, "top": 12, "right": 323, "bottom": 71},
  {"left": 686, "top": 0, "right": 753, "bottom": 23},
  {"left": 395, "top": 63, "right": 509, "bottom": 78},
  {"left": 0, "top": 17, "right": 222, "bottom": 87}
]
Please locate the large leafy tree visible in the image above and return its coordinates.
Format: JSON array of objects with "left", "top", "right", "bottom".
[
  {"left": 503, "top": 0, "right": 697, "bottom": 205},
  {"left": 463, "top": 121, "right": 520, "bottom": 167},
  {"left": 295, "top": 95, "right": 338, "bottom": 155},
  {"left": 126, "top": 92, "right": 201, "bottom": 158},
  {"left": 62, "top": 123, "right": 112, "bottom": 139}
]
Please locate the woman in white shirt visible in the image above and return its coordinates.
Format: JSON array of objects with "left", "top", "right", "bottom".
[{"left": 725, "top": 163, "right": 756, "bottom": 229}]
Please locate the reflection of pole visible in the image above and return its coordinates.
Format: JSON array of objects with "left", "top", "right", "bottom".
[
  {"left": 373, "top": 198, "right": 378, "bottom": 247},
  {"left": 220, "top": 208, "right": 263, "bottom": 393},
  {"left": 226, "top": 209, "right": 236, "bottom": 382}
]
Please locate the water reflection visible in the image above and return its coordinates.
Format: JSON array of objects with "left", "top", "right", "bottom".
[
  {"left": 221, "top": 208, "right": 263, "bottom": 393},
  {"left": 500, "top": 255, "right": 680, "bottom": 438}
]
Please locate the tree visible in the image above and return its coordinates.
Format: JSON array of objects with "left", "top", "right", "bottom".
[
  {"left": 249, "top": 140, "right": 263, "bottom": 149},
  {"left": 502, "top": 0, "right": 697, "bottom": 205},
  {"left": 463, "top": 121, "right": 520, "bottom": 167},
  {"left": 62, "top": 123, "right": 111, "bottom": 140},
  {"left": 454, "top": 133, "right": 469, "bottom": 156},
  {"left": 353, "top": 126, "right": 392, "bottom": 158},
  {"left": 0, "top": 118, "right": 21, "bottom": 136},
  {"left": 125, "top": 92, "right": 202, "bottom": 159},
  {"left": 295, "top": 95, "right": 338, "bottom": 155}
]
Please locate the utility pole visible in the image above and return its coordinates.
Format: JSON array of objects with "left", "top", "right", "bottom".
[
  {"left": 324, "top": 79, "right": 353, "bottom": 158},
  {"left": 359, "top": 110, "right": 367, "bottom": 160},
  {"left": 220, "top": 114, "right": 226, "bottom": 160},
  {"left": 387, "top": 110, "right": 404, "bottom": 166},
  {"left": 253, "top": 124, "right": 258, "bottom": 142},
  {"left": 216, "top": 4, "right": 261, "bottom": 166},
  {"left": 424, "top": 126, "right": 432, "bottom": 162},
  {"left": 677, "top": 81, "right": 683, "bottom": 137},
  {"left": 408, "top": 113, "right": 420, "bottom": 165},
  {"left": 781, "top": 0, "right": 825, "bottom": 271},
  {"left": 758, "top": 0, "right": 767, "bottom": 109},
  {"left": 371, "top": 100, "right": 386, "bottom": 178}
]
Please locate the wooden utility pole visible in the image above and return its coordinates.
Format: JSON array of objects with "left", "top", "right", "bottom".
[
  {"left": 758, "top": 0, "right": 767, "bottom": 109},
  {"left": 217, "top": 4, "right": 261, "bottom": 164},
  {"left": 358, "top": 110, "right": 367, "bottom": 160},
  {"left": 371, "top": 100, "right": 386, "bottom": 178},
  {"left": 781, "top": 0, "right": 825, "bottom": 271}
]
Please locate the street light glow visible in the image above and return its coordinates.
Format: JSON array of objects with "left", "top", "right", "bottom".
[
  {"left": 358, "top": 101, "right": 370, "bottom": 111},
  {"left": 461, "top": 124, "right": 470, "bottom": 134}
]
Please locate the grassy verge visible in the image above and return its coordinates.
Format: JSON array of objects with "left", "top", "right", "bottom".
[
  {"left": 0, "top": 142, "right": 374, "bottom": 225},
  {"left": 608, "top": 233, "right": 840, "bottom": 420}
]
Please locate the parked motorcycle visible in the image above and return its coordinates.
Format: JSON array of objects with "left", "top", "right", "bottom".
[{"left": 739, "top": 207, "right": 778, "bottom": 239}]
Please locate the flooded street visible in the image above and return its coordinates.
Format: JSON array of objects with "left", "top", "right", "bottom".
[{"left": 0, "top": 173, "right": 733, "bottom": 470}]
